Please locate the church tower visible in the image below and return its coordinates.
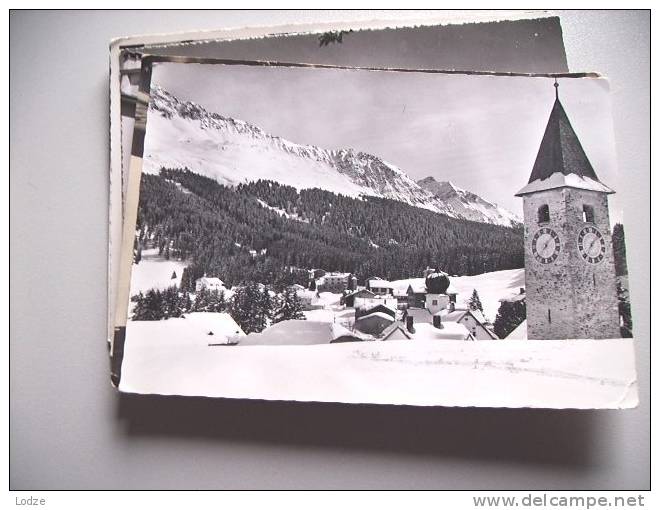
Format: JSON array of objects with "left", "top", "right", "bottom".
[{"left": 515, "top": 81, "right": 621, "bottom": 340}]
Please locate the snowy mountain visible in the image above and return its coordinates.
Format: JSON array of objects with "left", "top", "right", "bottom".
[
  {"left": 143, "top": 86, "right": 521, "bottom": 227},
  {"left": 417, "top": 177, "right": 522, "bottom": 227}
]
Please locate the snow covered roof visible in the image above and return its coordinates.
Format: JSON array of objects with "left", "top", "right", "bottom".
[
  {"left": 516, "top": 97, "right": 614, "bottom": 196},
  {"left": 196, "top": 276, "right": 224, "bottom": 286},
  {"left": 345, "top": 289, "right": 375, "bottom": 298},
  {"left": 381, "top": 323, "right": 412, "bottom": 340},
  {"left": 369, "top": 279, "right": 393, "bottom": 288},
  {"left": 515, "top": 172, "right": 614, "bottom": 196},
  {"left": 240, "top": 320, "right": 332, "bottom": 346},
  {"left": 441, "top": 309, "right": 470, "bottom": 322},
  {"left": 470, "top": 309, "right": 488, "bottom": 325},
  {"left": 499, "top": 292, "right": 526, "bottom": 303},
  {"left": 330, "top": 322, "right": 371, "bottom": 342},
  {"left": 407, "top": 280, "right": 427, "bottom": 294},
  {"left": 506, "top": 320, "right": 528, "bottom": 340},
  {"left": 413, "top": 322, "right": 472, "bottom": 341},
  {"left": 356, "top": 311, "right": 396, "bottom": 323},
  {"left": 405, "top": 307, "right": 433, "bottom": 323},
  {"left": 325, "top": 272, "right": 351, "bottom": 278},
  {"left": 182, "top": 312, "right": 244, "bottom": 342}
]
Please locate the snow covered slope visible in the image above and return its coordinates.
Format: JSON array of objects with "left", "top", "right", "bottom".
[
  {"left": 143, "top": 86, "right": 520, "bottom": 227},
  {"left": 417, "top": 176, "right": 522, "bottom": 227}
]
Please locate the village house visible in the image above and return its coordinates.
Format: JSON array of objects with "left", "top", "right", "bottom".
[
  {"left": 411, "top": 321, "right": 473, "bottom": 341},
  {"left": 354, "top": 304, "right": 396, "bottom": 335},
  {"left": 406, "top": 280, "right": 427, "bottom": 308},
  {"left": 296, "top": 288, "right": 324, "bottom": 311},
  {"left": 195, "top": 276, "right": 225, "bottom": 293},
  {"left": 341, "top": 288, "right": 375, "bottom": 308},
  {"left": 316, "top": 272, "right": 356, "bottom": 293},
  {"left": 366, "top": 278, "right": 395, "bottom": 296},
  {"left": 331, "top": 321, "right": 412, "bottom": 343},
  {"left": 354, "top": 295, "right": 398, "bottom": 313},
  {"left": 440, "top": 309, "right": 498, "bottom": 340}
]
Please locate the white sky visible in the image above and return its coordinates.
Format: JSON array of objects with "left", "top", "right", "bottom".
[{"left": 151, "top": 62, "right": 622, "bottom": 223}]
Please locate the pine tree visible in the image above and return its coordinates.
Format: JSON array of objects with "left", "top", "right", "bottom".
[
  {"left": 228, "top": 282, "right": 274, "bottom": 334},
  {"left": 180, "top": 291, "right": 193, "bottom": 314},
  {"left": 493, "top": 300, "right": 526, "bottom": 339},
  {"left": 132, "top": 289, "right": 167, "bottom": 321},
  {"left": 207, "top": 289, "right": 227, "bottom": 312},
  {"left": 134, "top": 243, "right": 142, "bottom": 265},
  {"left": 130, "top": 292, "right": 146, "bottom": 320},
  {"left": 162, "top": 286, "right": 183, "bottom": 319},
  {"left": 617, "top": 281, "right": 633, "bottom": 338},
  {"left": 468, "top": 289, "right": 484, "bottom": 313},
  {"left": 274, "top": 288, "right": 306, "bottom": 323},
  {"left": 171, "top": 270, "right": 177, "bottom": 280},
  {"left": 612, "top": 223, "right": 629, "bottom": 277},
  {"left": 193, "top": 287, "right": 211, "bottom": 312}
]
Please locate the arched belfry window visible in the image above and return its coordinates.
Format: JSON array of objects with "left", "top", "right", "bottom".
[
  {"left": 582, "top": 205, "right": 595, "bottom": 223},
  {"left": 537, "top": 204, "right": 550, "bottom": 223}
]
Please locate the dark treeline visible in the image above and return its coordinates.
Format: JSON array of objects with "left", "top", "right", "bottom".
[{"left": 136, "top": 168, "right": 524, "bottom": 288}]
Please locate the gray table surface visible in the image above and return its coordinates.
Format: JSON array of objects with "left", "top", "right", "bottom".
[{"left": 10, "top": 10, "right": 650, "bottom": 489}]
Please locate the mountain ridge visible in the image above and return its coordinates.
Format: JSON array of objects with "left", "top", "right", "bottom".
[{"left": 144, "top": 86, "right": 522, "bottom": 227}]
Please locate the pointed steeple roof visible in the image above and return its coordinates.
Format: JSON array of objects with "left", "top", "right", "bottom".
[
  {"left": 529, "top": 98, "right": 598, "bottom": 183},
  {"left": 516, "top": 83, "right": 614, "bottom": 196}
]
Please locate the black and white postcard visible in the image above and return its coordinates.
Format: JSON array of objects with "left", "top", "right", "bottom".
[{"left": 113, "top": 57, "right": 637, "bottom": 408}]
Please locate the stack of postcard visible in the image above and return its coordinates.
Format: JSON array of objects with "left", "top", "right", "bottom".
[{"left": 108, "top": 12, "right": 638, "bottom": 409}]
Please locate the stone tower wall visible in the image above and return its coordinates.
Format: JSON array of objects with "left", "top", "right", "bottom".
[{"left": 522, "top": 187, "right": 621, "bottom": 339}]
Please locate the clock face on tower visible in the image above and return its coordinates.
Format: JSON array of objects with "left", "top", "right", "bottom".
[
  {"left": 532, "top": 227, "right": 561, "bottom": 264},
  {"left": 577, "top": 226, "right": 606, "bottom": 263}
]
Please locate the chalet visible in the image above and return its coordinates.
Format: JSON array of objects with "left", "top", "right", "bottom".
[
  {"left": 380, "top": 322, "right": 412, "bottom": 341},
  {"left": 412, "top": 321, "right": 473, "bottom": 341},
  {"left": 354, "top": 295, "right": 398, "bottom": 314},
  {"left": 331, "top": 320, "right": 411, "bottom": 343},
  {"left": 401, "top": 310, "right": 472, "bottom": 340},
  {"left": 403, "top": 304, "right": 494, "bottom": 340},
  {"left": 355, "top": 303, "right": 396, "bottom": 320},
  {"left": 195, "top": 276, "right": 225, "bottom": 293},
  {"left": 316, "top": 272, "right": 355, "bottom": 293},
  {"left": 506, "top": 320, "right": 528, "bottom": 340},
  {"left": 342, "top": 288, "right": 375, "bottom": 308},
  {"left": 354, "top": 304, "right": 396, "bottom": 335},
  {"left": 406, "top": 280, "right": 427, "bottom": 308},
  {"left": 440, "top": 309, "right": 498, "bottom": 340},
  {"left": 366, "top": 279, "right": 394, "bottom": 296}
]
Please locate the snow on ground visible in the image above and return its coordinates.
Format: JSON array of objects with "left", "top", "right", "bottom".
[
  {"left": 130, "top": 248, "right": 188, "bottom": 295},
  {"left": 451, "top": 269, "right": 525, "bottom": 322},
  {"left": 392, "top": 269, "right": 525, "bottom": 324},
  {"left": 256, "top": 199, "right": 307, "bottom": 222},
  {"left": 120, "top": 332, "right": 638, "bottom": 409},
  {"left": 316, "top": 292, "right": 342, "bottom": 307},
  {"left": 142, "top": 110, "right": 371, "bottom": 198}
]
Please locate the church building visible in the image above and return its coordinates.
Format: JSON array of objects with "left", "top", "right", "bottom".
[{"left": 515, "top": 81, "right": 621, "bottom": 340}]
